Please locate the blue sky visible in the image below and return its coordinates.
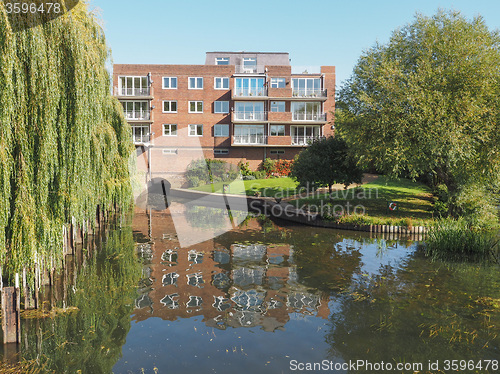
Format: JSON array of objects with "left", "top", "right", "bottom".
[{"left": 90, "top": 0, "right": 500, "bottom": 87}]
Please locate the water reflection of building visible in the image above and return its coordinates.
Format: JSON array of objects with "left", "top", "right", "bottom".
[{"left": 132, "top": 208, "right": 330, "bottom": 330}]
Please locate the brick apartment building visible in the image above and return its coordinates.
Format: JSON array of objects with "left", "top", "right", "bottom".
[{"left": 113, "top": 52, "right": 335, "bottom": 184}]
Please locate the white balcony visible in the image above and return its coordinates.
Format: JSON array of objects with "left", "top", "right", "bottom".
[
  {"left": 292, "top": 112, "right": 327, "bottom": 121},
  {"left": 233, "top": 111, "right": 267, "bottom": 121},
  {"left": 233, "top": 135, "right": 267, "bottom": 145},
  {"left": 292, "top": 89, "right": 327, "bottom": 98},
  {"left": 235, "top": 65, "right": 266, "bottom": 74},
  {"left": 233, "top": 87, "right": 267, "bottom": 97},
  {"left": 291, "top": 136, "right": 324, "bottom": 146},
  {"left": 133, "top": 134, "right": 150, "bottom": 145},
  {"left": 115, "top": 87, "right": 151, "bottom": 97},
  {"left": 124, "top": 110, "right": 151, "bottom": 121}
]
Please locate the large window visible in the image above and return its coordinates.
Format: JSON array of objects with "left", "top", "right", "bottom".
[
  {"left": 131, "top": 125, "right": 150, "bottom": 143},
  {"left": 119, "top": 76, "right": 149, "bottom": 96},
  {"left": 189, "top": 124, "right": 203, "bottom": 136},
  {"left": 291, "top": 102, "right": 324, "bottom": 121},
  {"left": 214, "top": 101, "right": 229, "bottom": 113},
  {"left": 122, "top": 101, "right": 150, "bottom": 120},
  {"left": 163, "top": 100, "right": 177, "bottom": 113},
  {"left": 162, "top": 77, "right": 177, "bottom": 89},
  {"left": 270, "top": 125, "right": 285, "bottom": 136},
  {"left": 243, "top": 57, "right": 257, "bottom": 73},
  {"left": 163, "top": 124, "right": 177, "bottom": 136},
  {"left": 234, "top": 77, "right": 266, "bottom": 97},
  {"left": 214, "top": 77, "right": 229, "bottom": 89},
  {"left": 215, "top": 57, "right": 229, "bottom": 65},
  {"left": 270, "top": 101, "right": 285, "bottom": 112},
  {"left": 234, "top": 102, "right": 265, "bottom": 120},
  {"left": 214, "top": 124, "right": 229, "bottom": 137},
  {"left": 291, "top": 126, "right": 321, "bottom": 145},
  {"left": 270, "top": 78, "right": 286, "bottom": 88},
  {"left": 189, "top": 101, "right": 203, "bottom": 113},
  {"left": 292, "top": 78, "right": 322, "bottom": 97},
  {"left": 189, "top": 77, "right": 203, "bottom": 89},
  {"left": 233, "top": 125, "right": 265, "bottom": 144}
]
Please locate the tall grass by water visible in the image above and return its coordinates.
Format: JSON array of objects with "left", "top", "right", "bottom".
[{"left": 425, "top": 218, "right": 499, "bottom": 263}]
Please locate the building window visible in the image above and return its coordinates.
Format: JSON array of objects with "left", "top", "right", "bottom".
[
  {"left": 216, "top": 57, "right": 229, "bottom": 65},
  {"left": 243, "top": 57, "right": 257, "bottom": 68},
  {"left": 163, "top": 77, "right": 177, "bottom": 89},
  {"left": 189, "top": 101, "right": 203, "bottom": 113},
  {"left": 189, "top": 77, "right": 203, "bottom": 89},
  {"left": 163, "top": 100, "right": 177, "bottom": 113},
  {"left": 270, "top": 78, "right": 286, "bottom": 88},
  {"left": 189, "top": 124, "right": 203, "bottom": 136},
  {"left": 162, "top": 149, "right": 178, "bottom": 155},
  {"left": 131, "top": 125, "right": 150, "bottom": 143},
  {"left": 118, "top": 76, "right": 149, "bottom": 96},
  {"left": 163, "top": 124, "right": 177, "bottom": 136},
  {"left": 292, "top": 78, "right": 322, "bottom": 96},
  {"left": 214, "top": 124, "right": 229, "bottom": 137},
  {"left": 163, "top": 272, "right": 179, "bottom": 286},
  {"left": 235, "top": 77, "right": 266, "bottom": 97},
  {"left": 214, "top": 77, "right": 229, "bottom": 89},
  {"left": 187, "top": 272, "right": 204, "bottom": 287},
  {"left": 187, "top": 296, "right": 203, "bottom": 308},
  {"left": 270, "top": 149, "right": 285, "bottom": 155},
  {"left": 291, "top": 102, "right": 323, "bottom": 121},
  {"left": 161, "top": 249, "right": 178, "bottom": 263},
  {"left": 270, "top": 101, "right": 285, "bottom": 112},
  {"left": 160, "top": 293, "right": 179, "bottom": 309},
  {"left": 234, "top": 101, "right": 265, "bottom": 120},
  {"left": 214, "top": 149, "right": 229, "bottom": 155},
  {"left": 214, "top": 101, "right": 229, "bottom": 113},
  {"left": 122, "top": 101, "right": 150, "bottom": 120},
  {"left": 270, "top": 125, "right": 285, "bottom": 136}
]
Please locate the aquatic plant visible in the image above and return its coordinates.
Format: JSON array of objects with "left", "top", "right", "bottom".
[
  {"left": 425, "top": 218, "right": 499, "bottom": 262},
  {"left": 0, "top": 2, "right": 134, "bottom": 281}
]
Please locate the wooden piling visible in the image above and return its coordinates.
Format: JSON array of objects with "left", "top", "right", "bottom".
[{"left": 2, "top": 278, "right": 21, "bottom": 344}]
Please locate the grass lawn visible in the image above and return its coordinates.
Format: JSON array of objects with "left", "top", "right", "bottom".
[
  {"left": 190, "top": 177, "right": 299, "bottom": 198},
  {"left": 291, "top": 175, "right": 434, "bottom": 226}
]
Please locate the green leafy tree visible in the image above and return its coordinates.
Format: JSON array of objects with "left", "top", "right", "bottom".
[
  {"left": 290, "top": 136, "right": 363, "bottom": 193},
  {"left": 0, "top": 2, "right": 134, "bottom": 280},
  {"left": 338, "top": 10, "right": 500, "bottom": 204}
]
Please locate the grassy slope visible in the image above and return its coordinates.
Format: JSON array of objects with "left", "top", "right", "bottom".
[
  {"left": 292, "top": 176, "right": 434, "bottom": 224},
  {"left": 190, "top": 177, "right": 299, "bottom": 197}
]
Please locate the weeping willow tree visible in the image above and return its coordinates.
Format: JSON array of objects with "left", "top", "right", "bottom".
[{"left": 0, "top": 2, "right": 134, "bottom": 281}]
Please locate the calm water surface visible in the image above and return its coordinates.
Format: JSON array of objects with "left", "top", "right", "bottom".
[{"left": 16, "top": 207, "right": 500, "bottom": 373}]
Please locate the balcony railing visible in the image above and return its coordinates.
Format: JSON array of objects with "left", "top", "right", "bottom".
[
  {"left": 115, "top": 87, "right": 151, "bottom": 96},
  {"left": 233, "top": 135, "right": 267, "bottom": 145},
  {"left": 233, "top": 87, "right": 267, "bottom": 97},
  {"left": 291, "top": 136, "right": 324, "bottom": 146},
  {"left": 132, "top": 134, "right": 150, "bottom": 144},
  {"left": 235, "top": 65, "right": 266, "bottom": 74},
  {"left": 292, "top": 89, "right": 327, "bottom": 98},
  {"left": 124, "top": 110, "right": 151, "bottom": 120},
  {"left": 233, "top": 111, "right": 267, "bottom": 121},
  {"left": 292, "top": 112, "right": 326, "bottom": 121}
]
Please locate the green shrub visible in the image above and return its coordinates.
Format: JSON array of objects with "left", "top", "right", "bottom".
[
  {"left": 238, "top": 160, "right": 253, "bottom": 176},
  {"left": 261, "top": 158, "right": 276, "bottom": 176},
  {"left": 433, "top": 184, "right": 450, "bottom": 217},
  {"left": 450, "top": 184, "right": 499, "bottom": 230},
  {"left": 254, "top": 170, "right": 267, "bottom": 180},
  {"left": 186, "top": 159, "right": 238, "bottom": 187},
  {"left": 425, "top": 218, "right": 499, "bottom": 263}
]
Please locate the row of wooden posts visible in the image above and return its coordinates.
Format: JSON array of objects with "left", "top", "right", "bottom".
[{"left": 0, "top": 205, "right": 110, "bottom": 345}]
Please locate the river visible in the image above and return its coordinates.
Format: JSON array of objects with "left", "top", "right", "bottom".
[{"left": 10, "top": 206, "right": 500, "bottom": 373}]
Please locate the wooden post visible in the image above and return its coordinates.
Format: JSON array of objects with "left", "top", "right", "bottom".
[{"left": 2, "top": 281, "right": 21, "bottom": 344}]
